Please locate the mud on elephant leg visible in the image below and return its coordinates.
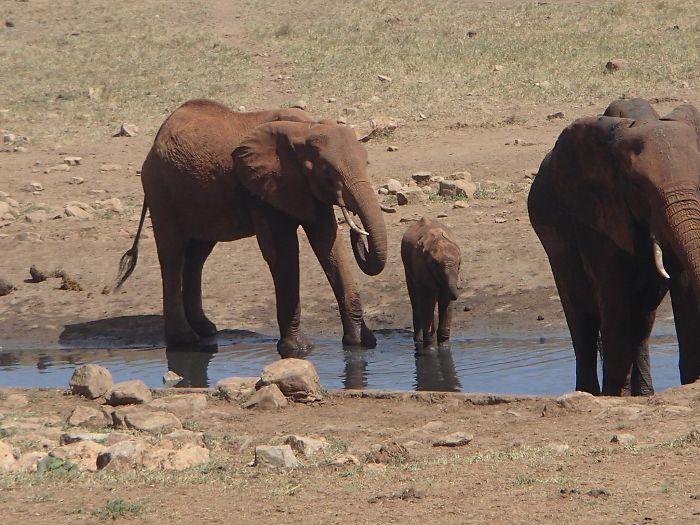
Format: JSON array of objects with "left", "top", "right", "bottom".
[
  {"left": 183, "top": 239, "right": 218, "bottom": 337},
  {"left": 250, "top": 202, "right": 312, "bottom": 358},
  {"left": 303, "top": 206, "right": 376, "bottom": 348}
]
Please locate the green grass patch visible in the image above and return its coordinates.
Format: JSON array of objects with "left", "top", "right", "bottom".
[{"left": 91, "top": 499, "right": 144, "bottom": 520}]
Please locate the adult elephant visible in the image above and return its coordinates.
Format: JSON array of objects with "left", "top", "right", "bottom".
[
  {"left": 528, "top": 101, "right": 700, "bottom": 396},
  {"left": 111, "top": 99, "right": 389, "bottom": 357}
]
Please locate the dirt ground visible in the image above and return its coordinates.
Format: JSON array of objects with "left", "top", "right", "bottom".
[{"left": 2, "top": 0, "right": 700, "bottom": 522}]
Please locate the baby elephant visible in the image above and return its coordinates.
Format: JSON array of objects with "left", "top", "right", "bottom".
[{"left": 401, "top": 217, "right": 462, "bottom": 345}]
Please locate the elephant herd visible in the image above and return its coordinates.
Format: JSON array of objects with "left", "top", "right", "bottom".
[{"left": 111, "top": 97, "right": 700, "bottom": 397}]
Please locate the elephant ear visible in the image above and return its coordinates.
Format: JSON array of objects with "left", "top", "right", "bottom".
[
  {"left": 661, "top": 104, "right": 700, "bottom": 146},
  {"left": 547, "top": 116, "right": 638, "bottom": 255},
  {"left": 233, "top": 121, "right": 316, "bottom": 223}
]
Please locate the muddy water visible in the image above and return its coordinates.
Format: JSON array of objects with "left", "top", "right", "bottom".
[{"left": 0, "top": 324, "right": 683, "bottom": 395}]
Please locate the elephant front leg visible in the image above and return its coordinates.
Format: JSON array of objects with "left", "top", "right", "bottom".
[
  {"left": 251, "top": 203, "right": 311, "bottom": 358},
  {"left": 303, "top": 208, "right": 375, "bottom": 348},
  {"left": 183, "top": 239, "right": 218, "bottom": 337},
  {"left": 436, "top": 291, "right": 454, "bottom": 344}
]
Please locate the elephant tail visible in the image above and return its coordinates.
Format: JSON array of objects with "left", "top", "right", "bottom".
[{"left": 104, "top": 198, "right": 148, "bottom": 294}]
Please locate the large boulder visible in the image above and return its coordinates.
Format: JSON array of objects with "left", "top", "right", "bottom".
[
  {"left": 106, "top": 380, "right": 152, "bottom": 406},
  {"left": 253, "top": 445, "right": 302, "bottom": 468},
  {"left": 69, "top": 364, "right": 113, "bottom": 399},
  {"left": 241, "top": 384, "right": 288, "bottom": 410},
  {"left": 67, "top": 405, "right": 112, "bottom": 428},
  {"left": 122, "top": 408, "right": 182, "bottom": 434},
  {"left": 256, "top": 359, "right": 323, "bottom": 403}
]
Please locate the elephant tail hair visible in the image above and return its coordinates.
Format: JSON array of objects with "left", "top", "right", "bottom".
[{"left": 104, "top": 198, "right": 148, "bottom": 294}]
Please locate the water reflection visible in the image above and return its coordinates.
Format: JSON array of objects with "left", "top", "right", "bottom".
[
  {"left": 165, "top": 344, "right": 218, "bottom": 388},
  {"left": 414, "top": 344, "right": 462, "bottom": 392}
]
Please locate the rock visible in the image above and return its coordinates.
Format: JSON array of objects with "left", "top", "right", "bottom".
[
  {"left": 69, "top": 364, "right": 113, "bottom": 399},
  {"left": 44, "top": 164, "right": 70, "bottom": 174},
  {"left": 123, "top": 409, "right": 182, "bottom": 434},
  {"left": 160, "top": 430, "right": 204, "bottom": 449},
  {"left": 149, "top": 394, "right": 207, "bottom": 417},
  {"left": 382, "top": 179, "right": 404, "bottom": 195},
  {"left": 411, "top": 171, "right": 432, "bottom": 186},
  {"left": 438, "top": 180, "right": 477, "bottom": 198},
  {"left": 556, "top": 391, "right": 600, "bottom": 412},
  {"left": 432, "top": 433, "right": 473, "bottom": 447},
  {"left": 387, "top": 145, "right": 399, "bottom": 152},
  {"left": 241, "top": 384, "right": 288, "bottom": 410},
  {"left": 291, "top": 100, "right": 307, "bottom": 110},
  {"left": 256, "top": 359, "right": 323, "bottom": 403},
  {"left": 16, "top": 451, "right": 46, "bottom": 473},
  {"left": 0, "top": 201, "right": 11, "bottom": 216},
  {"left": 396, "top": 188, "right": 429, "bottom": 206},
  {"left": 605, "top": 59, "right": 627, "bottom": 72},
  {"left": 366, "top": 442, "right": 409, "bottom": 464},
  {"left": 0, "top": 278, "right": 16, "bottom": 296},
  {"left": 107, "top": 380, "right": 152, "bottom": 405},
  {"left": 27, "top": 181, "right": 43, "bottom": 192},
  {"left": 142, "top": 445, "right": 210, "bottom": 470},
  {"left": 63, "top": 156, "right": 82, "bottom": 166},
  {"left": 64, "top": 203, "right": 93, "bottom": 219},
  {"left": 437, "top": 212, "right": 448, "bottom": 218},
  {"left": 49, "top": 441, "right": 105, "bottom": 472},
  {"left": 25, "top": 210, "right": 48, "bottom": 223},
  {"left": 596, "top": 405, "right": 645, "bottom": 420},
  {"left": 285, "top": 435, "right": 330, "bottom": 458},
  {"left": 363, "top": 463, "right": 387, "bottom": 473},
  {"left": 95, "top": 197, "right": 124, "bottom": 213},
  {"left": 378, "top": 187, "right": 389, "bottom": 195},
  {"left": 59, "top": 431, "right": 110, "bottom": 445},
  {"left": 493, "top": 64, "right": 504, "bottom": 72},
  {"left": 610, "top": 433, "right": 636, "bottom": 445},
  {"left": 449, "top": 171, "right": 472, "bottom": 181},
  {"left": 0, "top": 441, "right": 19, "bottom": 472},
  {"left": 353, "top": 116, "right": 400, "bottom": 142},
  {"left": 494, "top": 217, "right": 507, "bottom": 224},
  {"left": 331, "top": 454, "right": 360, "bottom": 466},
  {"left": 96, "top": 439, "right": 149, "bottom": 470},
  {"left": 343, "top": 107, "right": 359, "bottom": 116},
  {"left": 14, "top": 232, "right": 41, "bottom": 242},
  {"left": 215, "top": 376, "right": 258, "bottom": 401},
  {"left": 254, "top": 445, "right": 302, "bottom": 468},
  {"left": 547, "top": 111, "right": 565, "bottom": 120},
  {"left": 99, "top": 163, "right": 122, "bottom": 172},
  {"left": 67, "top": 405, "right": 112, "bottom": 428},
  {"left": 377, "top": 74, "right": 392, "bottom": 82},
  {"left": 113, "top": 123, "right": 138, "bottom": 137},
  {"left": 546, "top": 443, "right": 570, "bottom": 454},
  {"left": 586, "top": 488, "right": 611, "bottom": 498},
  {"left": 162, "top": 370, "right": 183, "bottom": 387},
  {"left": 69, "top": 176, "right": 84, "bottom": 185}
]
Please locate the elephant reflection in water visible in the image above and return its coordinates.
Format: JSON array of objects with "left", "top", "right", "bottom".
[
  {"left": 342, "top": 344, "right": 461, "bottom": 392},
  {"left": 165, "top": 344, "right": 217, "bottom": 388}
]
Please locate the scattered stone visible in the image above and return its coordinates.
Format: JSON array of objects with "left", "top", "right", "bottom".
[
  {"left": 467, "top": 30, "right": 477, "bottom": 37},
  {"left": 0, "top": 442, "right": 19, "bottom": 472},
  {"left": 63, "top": 156, "right": 82, "bottom": 166},
  {"left": 596, "top": 405, "right": 645, "bottom": 420},
  {"left": 587, "top": 488, "right": 611, "bottom": 498},
  {"left": 556, "top": 391, "right": 600, "bottom": 412},
  {"left": 95, "top": 197, "right": 124, "bottom": 213},
  {"left": 162, "top": 370, "right": 183, "bottom": 387},
  {"left": 290, "top": 100, "right": 307, "bottom": 110},
  {"left": 432, "top": 432, "right": 473, "bottom": 447},
  {"left": 25, "top": 210, "right": 48, "bottom": 223},
  {"left": 99, "top": 163, "right": 122, "bottom": 172},
  {"left": 44, "top": 164, "right": 70, "bottom": 174},
  {"left": 326, "top": 97, "right": 337, "bottom": 103},
  {"left": 106, "top": 379, "right": 152, "bottom": 406},
  {"left": 256, "top": 358, "right": 323, "bottom": 403},
  {"left": 378, "top": 187, "right": 389, "bottom": 195},
  {"left": 353, "top": 116, "right": 400, "bottom": 142},
  {"left": 149, "top": 394, "right": 207, "bottom": 417},
  {"left": 67, "top": 405, "right": 112, "bottom": 428},
  {"left": 69, "top": 364, "right": 113, "bottom": 399},
  {"left": 96, "top": 439, "right": 149, "bottom": 470},
  {"left": 122, "top": 409, "right": 182, "bottom": 434},
  {"left": 535, "top": 80, "right": 551, "bottom": 89},
  {"left": 241, "top": 384, "right": 288, "bottom": 410},
  {"left": 387, "top": 145, "right": 399, "bottom": 152},
  {"left": 69, "top": 176, "right": 84, "bottom": 185},
  {"left": 368, "top": 487, "right": 424, "bottom": 503},
  {"left": 160, "top": 430, "right": 205, "bottom": 449},
  {"left": 494, "top": 217, "right": 507, "bottom": 224},
  {"left": 55, "top": 270, "right": 82, "bottom": 291},
  {"left": 16, "top": 451, "right": 46, "bottom": 473},
  {"left": 28, "top": 265, "right": 48, "bottom": 283},
  {"left": 64, "top": 202, "right": 93, "bottom": 219},
  {"left": 60, "top": 431, "right": 110, "bottom": 445},
  {"left": 493, "top": 64, "right": 504, "bottom": 72},
  {"left": 215, "top": 376, "right": 258, "bottom": 401},
  {"left": 285, "top": 435, "right": 330, "bottom": 458},
  {"left": 438, "top": 180, "right": 477, "bottom": 198},
  {"left": 2, "top": 133, "right": 16, "bottom": 143},
  {"left": 546, "top": 443, "right": 570, "bottom": 454},
  {"left": 610, "top": 433, "right": 636, "bottom": 445},
  {"left": 382, "top": 179, "right": 404, "bottom": 195},
  {"left": 113, "top": 123, "right": 138, "bottom": 137},
  {"left": 0, "top": 278, "right": 16, "bottom": 297},
  {"left": 411, "top": 171, "right": 432, "bottom": 186},
  {"left": 437, "top": 212, "right": 448, "bottom": 218},
  {"left": 366, "top": 442, "right": 409, "bottom": 464},
  {"left": 343, "top": 107, "right": 359, "bottom": 116},
  {"left": 142, "top": 445, "right": 210, "bottom": 470},
  {"left": 49, "top": 441, "right": 105, "bottom": 472},
  {"left": 331, "top": 454, "right": 361, "bottom": 466},
  {"left": 605, "top": 59, "right": 627, "bottom": 72},
  {"left": 27, "top": 181, "right": 43, "bottom": 192},
  {"left": 363, "top": 462, "right": 387, "bottom": 473},
  {"left": 377, "top": 74, "right": 392, "bottom": 82},
  {"left": 15, "top": 232, "right": 41, "bottom": 243},
  {"left": 253, "top": 445, "right": 302, "bottom": 468},
  {"left": 547, "top": 111, "right": 565, "bottom": 120},
  {"left": 396, "top": 188, "right": 429, "bottom": 206}
]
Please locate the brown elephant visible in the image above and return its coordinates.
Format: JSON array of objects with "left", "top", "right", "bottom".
[
  {"left": 528, "top": 100, "right": 700, "bottom": 396},
  {"left": 401, "top": 217, "right": 461, "bottom": 346},
  {"left": 111, "top": 99, "right": 389, "bottom": 356}
]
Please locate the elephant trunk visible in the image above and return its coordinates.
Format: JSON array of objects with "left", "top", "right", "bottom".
[
  {"left": 662, "top": 185, "right": 700, "bottom": 300},
  {"left": 447, "top": 273, "right": 460, "bottom": 301},
  {"left": 342, "top": 180, "right": 388, "bottom": 276}
]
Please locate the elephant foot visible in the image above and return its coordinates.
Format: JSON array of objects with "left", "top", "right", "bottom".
[
  {"left": 188, "top": 315, "right": 218, "bottom": 338},
  {"left": 341, "top": 321, "right": 377, "bottom": 349},
  {"left": 165, "top": 325, "right": 201, "bottom": 348},
  {"left": 277, "top": 334, "right": 313, "bottom": 358}
]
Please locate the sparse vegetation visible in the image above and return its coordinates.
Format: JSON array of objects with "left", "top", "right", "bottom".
[{"left": 91, "top": 499, "right": 144, "bottom": 520}]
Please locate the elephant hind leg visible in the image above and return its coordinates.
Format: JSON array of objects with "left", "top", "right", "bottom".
[{"left": 183, "top": 239, "right": 218, "bottom": 337}]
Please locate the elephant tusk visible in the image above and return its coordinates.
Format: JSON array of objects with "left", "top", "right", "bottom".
[
  {"left": 653, "top": 240, "right": 670, "bottom": 280},
  {"left": 340, "top": 206, "right": 369, "bottom": 236},
  {"left": 380, "top": 204, "right": 397, "bottom": 213}
]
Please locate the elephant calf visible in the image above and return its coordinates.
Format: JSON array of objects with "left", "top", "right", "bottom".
[{"left": 401, "top": 217, "right": 461, "bottom": 346}]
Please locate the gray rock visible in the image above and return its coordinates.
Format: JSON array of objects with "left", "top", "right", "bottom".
[
  {"left": 253, "top": 445, "right": 302, "bottom": 468},
  {"left": 95, "top": 197, "right": 124, "bottom": 213},
  {"left": 106, "top": 380, "right": 152, "bottom": 405},
  {"left": 69, "top": 176, "right": 84, "bottom": 185},
  {"left": 331, "top": 454, "right": 360, "bottom": 466},
  {"left": 432, "top": 432, "right": 473, "bottom": 447},
  {"left": 44, "top": 164, "right": 70, "bottom": 174},
  {"left": 438, "top": 180, "right": 477, "bottom": 198},
  {"left": 67, "top": 405, "right": 112, "bottom": 428},
  {"left": 291, "top": 100, "right": 307, "bottom": 110},
  {"left": 49, "top": 440, "right": 105, "bottom": 472},
  {"left": 382, "top": 179, "right": 404, "bottom": 195},
  {"left": 27, "top": 181, "right": 43, "bottom": 192},
  {"left": 113, "top": 123, "right": 138, "bottom": 137},
  {"left": 0, "top": 441, "right": 19, "bottom": 472},
  {"left": 0, "top": 278, "right": 16, "bottom": 296},
  {"left": 241, "top": 384, "right": 288, "bottom": 410},
  {"left": 60, "top": 431, "right": 110, "bottom": 445},
  {"left": 610, "top": 433, "right": 636, "bottom": 445},
  {"left": 25, "top": 210, "right": 48, "bottom": 223},
  {"left": 256, "top": 358, "right": 323, "bottom": 403},
  {"left": 99, "top": 163, "right": 122, "bottom": 172},
  {"left": 342, "top": 107, "right": 359, "bottom": 116},
  {"left": 377, "top": 187, "right": 389, "bottom": 195},
  {"left": 16, "top": 451, "right": 46, "bottom": 473},
  {"left": 396, "top": 188, "right": 429, "bottom": 206},
  {"left": 377, "top": 74, "right": 392, "bottom": 82},
  {"left": 64, "top": 204, "right": 92, "bottom": 220},
  {"left": 63, "top": 156, "right": 82, "bottom": 166},
  {"left": 386, "top": 145, "right": 399, "bottom": 152},
  {"left": 605, "top": 59, "right": 627, "bottom": 72},
  {"left": 160, "top": 430, "right": 204, "bottom": 449},
  {"left": 162, "top": 370, "right": 183, "bottom": 387},
  {"left": 449, "top": 171, "right": 472, "bottom": 181},
  {"left": 216, "top": 376, "right": 258, "bottom": 401},
  {"left": 556, "top": 391, "right": 600, "bottom": 412},
  {"left": 411, "top": 171, "right": 432, "bottom": 186},
  {"left": 96, "top": 439, "right": 149, "bottom": 470},
  {"left": 149, "top": 394, "right": 207, "bottom": 417},
  {"left": 285, "top": 435, "right": 330, "bottom": 458},
  {"left": 142, "top": 445, "right": 210, "bottom": 471},
  {"left": 123, "top": 408, "right": 182, "bottom": 434},
  {"left": 69, "top": 364, "right": 113, "bottom": 399}
]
